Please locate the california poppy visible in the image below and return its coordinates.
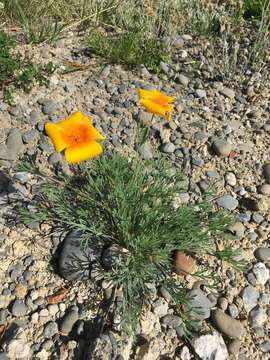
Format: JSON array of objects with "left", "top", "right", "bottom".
[
  {"left": 45, "top": 111, "right": 105, "bottom": 164},
  {"left": 138, "top": 89, "right": 176, "bottom": 121}
]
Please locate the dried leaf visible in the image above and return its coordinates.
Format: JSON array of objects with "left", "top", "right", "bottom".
[
  {"left": 229, "top": 150, "right": 237, "bottom": 159},
  {"left": 47, "top": 288, "right": 69, "bottom": 304}
]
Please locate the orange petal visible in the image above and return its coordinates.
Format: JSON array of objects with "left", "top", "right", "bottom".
[
  {"left": 138, "top": 89, "right": 176, "bottom": 105},
  {"left": 45, "top": 123, "right": 69, "bottom": 152},
  {"left": 140, "top": 99, "right": 174, "bottom": 120},
  {"left": 65, "top": 141, "right": 103, "bottom": 164},
  {"left": 58, "top": 111, "right": 105, "bottom": 142}
]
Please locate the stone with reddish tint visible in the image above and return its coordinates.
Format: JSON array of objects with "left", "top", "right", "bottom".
[{"left": 175, "top": 251, "right": 197, "bottom": 276}]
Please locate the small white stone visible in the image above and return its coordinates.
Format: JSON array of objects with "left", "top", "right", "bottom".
[
  {"left": 36, "top": 349, "right": 49, "bottom": 360},
  {"left": 47, "top": 304, "right": 59, "bottom": 317},
  {"left": 225, "top": 172, "right": 237, "bottom": 186},
  {"left": 39, "top": 309, "right": 49, "bottom": 317},
  {"left": 31, "top": 312, "right": 39, "bottom": 324},
  {"left": 180, "top": 346, "right": 191, "bottom": 360},
  {"left": 6, "top": 340, "right": 32, "bottom": 359},
  {"left": 253, "top": 262, "right": 269, "bottom": 286},
  {"left": 59, "top": 303, "right": 66, "bottom": 312}
]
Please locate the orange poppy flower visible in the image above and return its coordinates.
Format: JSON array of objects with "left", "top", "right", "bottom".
[
  {"left": 138, "top": 89, "right": 176, "bottom": 121},
  {"left": 45, "top": 111, "right": 105, "bottom": 164}
]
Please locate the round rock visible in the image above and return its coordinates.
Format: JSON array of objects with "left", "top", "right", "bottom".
[
  {"left": 216, "top": 195, "right": 238, "bottom": 211},
  {"left": 161, "top": 314, "right": 181, "bottom": 328},
  {"left": 254, "top": 247, "right": 270, "bottom": 262},
  {"left": 43, "top": 321, "right": 58, "bottom": 338},
  {"left": 212, "top": 140, "right": 232, "bottom": 157},
  {"left": 258, "top": 183, "right": 270, "bottom": 195},
  {"left": 241, "top": 285, "right": 259, "bottom": 311},
  {"left": 11, "top": 300, "right": 28, "bottom": 317},
  {"left": 252, "top": 262, "right": 269, "bottom": 285}
]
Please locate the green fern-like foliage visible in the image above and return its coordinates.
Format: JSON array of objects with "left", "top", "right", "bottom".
[{"left": 18, "top": 153, "right": 239, "bottom": 333}]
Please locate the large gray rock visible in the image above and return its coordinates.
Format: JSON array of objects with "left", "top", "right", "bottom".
[
  {"left": 0, "top": 129, "right": 23, "bottom": 161},
  {"left": 58, "top": 231, "right": 102, "bottom": 281},
  {"left": 188, "top": 289, "right": 211, "bottom": 320}
]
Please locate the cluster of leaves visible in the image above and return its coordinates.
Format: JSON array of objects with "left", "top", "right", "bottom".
[
  {"left": 88, "top": 30, "right": 169, "bottom": 73},
  {"left": 0, "top": 31, "right": 55, "bottom": 103},
  {"left": 18, "top": 153, "right": 244, "bottom": 334}
]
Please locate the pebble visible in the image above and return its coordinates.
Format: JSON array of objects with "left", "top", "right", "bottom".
[
  {"left": 216, "top": 195, "right": 238, "bottom": 210},
  {"left": 47, "top": 304, "right": 59, "bottom": 317},
  {"left": 11, "top": 300, "right": 28, "bottom": 317},
  {"left": 0, "top": 309, "right": 10, "bottom": 325},
  {"left": 258, "top": 183, "right": 270, "bottom": 195},
  {"left": 48, "top": 152, "right": 62, "bottom": 165},
  {"left": 161, "top": 314, "right": 181, "bottom": 328},
  {"left": 138, "top": 142, "right": 154, "bottom": 160},
  {"left": 252, "top": 262, "right": 269, "bottom": 285},
  {"left": 188, "top": 289, "right": 211, "bottom": 320},
  {"left": 43, "top": 321, "right": 58, "bottom": 338},
  {"left": 261, "top": 340, "right": 270, "bottom": 353},
  {"left": 39, "top": 99, "right": 58, "bottom": 115},
  {"left": 152, "top": 299, "right": 168, "bottom": 317},
  {"left": 249, "top": 306, "right": 267, "bottom": 327},
  {"left": 160, "top": 142, "right": 175, "bottom": 154},
  {"left": 227, "top": 339, "right": 241, "bottom": 356},
  {"left": 0, "top": 129, "right": 23, "bottom": 161},
  {"left": 195, "top": 89, "right": 206, "bottom": 98},
  {"left": 220, "top": 87, "right": 235, "bottom": 99},
  {"left": 241, "top": 286, "right": 259, "bottom": 311},
  {"left": 101, "top": 65, "right": 111, "bottom": 77},
  {"left": 59, "top": 310, "right": 79, "bottom": 335},
  {"left": 228, "top": 304, "right": 239, "bottom": 318},
  {"left": 263, "top": 163, "right": 270, "bottom": 183},
  {"left": 217, "top": 297, "right": 228, "bottom": 310},
  {"left": 254, "top": 247, "right": 270, "bottom": 262},
  {"left": 229, "top": 222, "right": 245, "bottom": 237},
  {"left": 211, "top": 309, "right": 245, "bottom": 339},
  {"left": 22, "top": 129, "right": 39, "bottom": 144},
  {"left": 192, "top": 332, "right": 228, "bottom": 360},
  {"left": 179, "top": 346, "right": 190, "bottom": 360},
  {"left": 177, "top": 74, "right": 190, "bottom": 87},
  {"left": 212, "top": 139, "right": 232, "bottom": 157},
  {"left": 225, "top": 172, "right": 237, "bottom": 186}
]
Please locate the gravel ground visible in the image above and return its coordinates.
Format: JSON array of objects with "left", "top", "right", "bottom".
[{"left": 0, "top": 32, "right": 270, "bottom": 360}]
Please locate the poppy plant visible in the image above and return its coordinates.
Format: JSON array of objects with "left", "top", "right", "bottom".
[
  {"left": 45, "top": 111, "right": 105, "bottom": 164},
  {"left": 138, "top": 89, "right": 176, "bottom": 121}
]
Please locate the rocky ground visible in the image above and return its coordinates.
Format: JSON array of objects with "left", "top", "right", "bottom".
[{"left": 0, "top": 31, "right": 270, "bottom": 359}]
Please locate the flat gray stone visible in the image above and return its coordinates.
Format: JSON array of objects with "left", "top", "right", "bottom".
[
  {"left": 160, "top": 142, "right": 175, "bottom": 154},
  {"left": 188, "top": 289, "right": 211, "bottom": 320},
  {"left": 255, "top": 247, "right": 270, "bottom": 262},
  {"left": 11, "top": 300, "right": 28, "bottom": 317},
  {"left": 241, "top": 285, "right": 259, "bottom": 311},
  {"left": 216, "top": 195, "right": 238, "bottom": 210},
  {"left": 212, "top": 139, "right": 232, "bottom": 157},
  {"left": 59, "top": 310, "right": 79, "bottom": 335}
]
